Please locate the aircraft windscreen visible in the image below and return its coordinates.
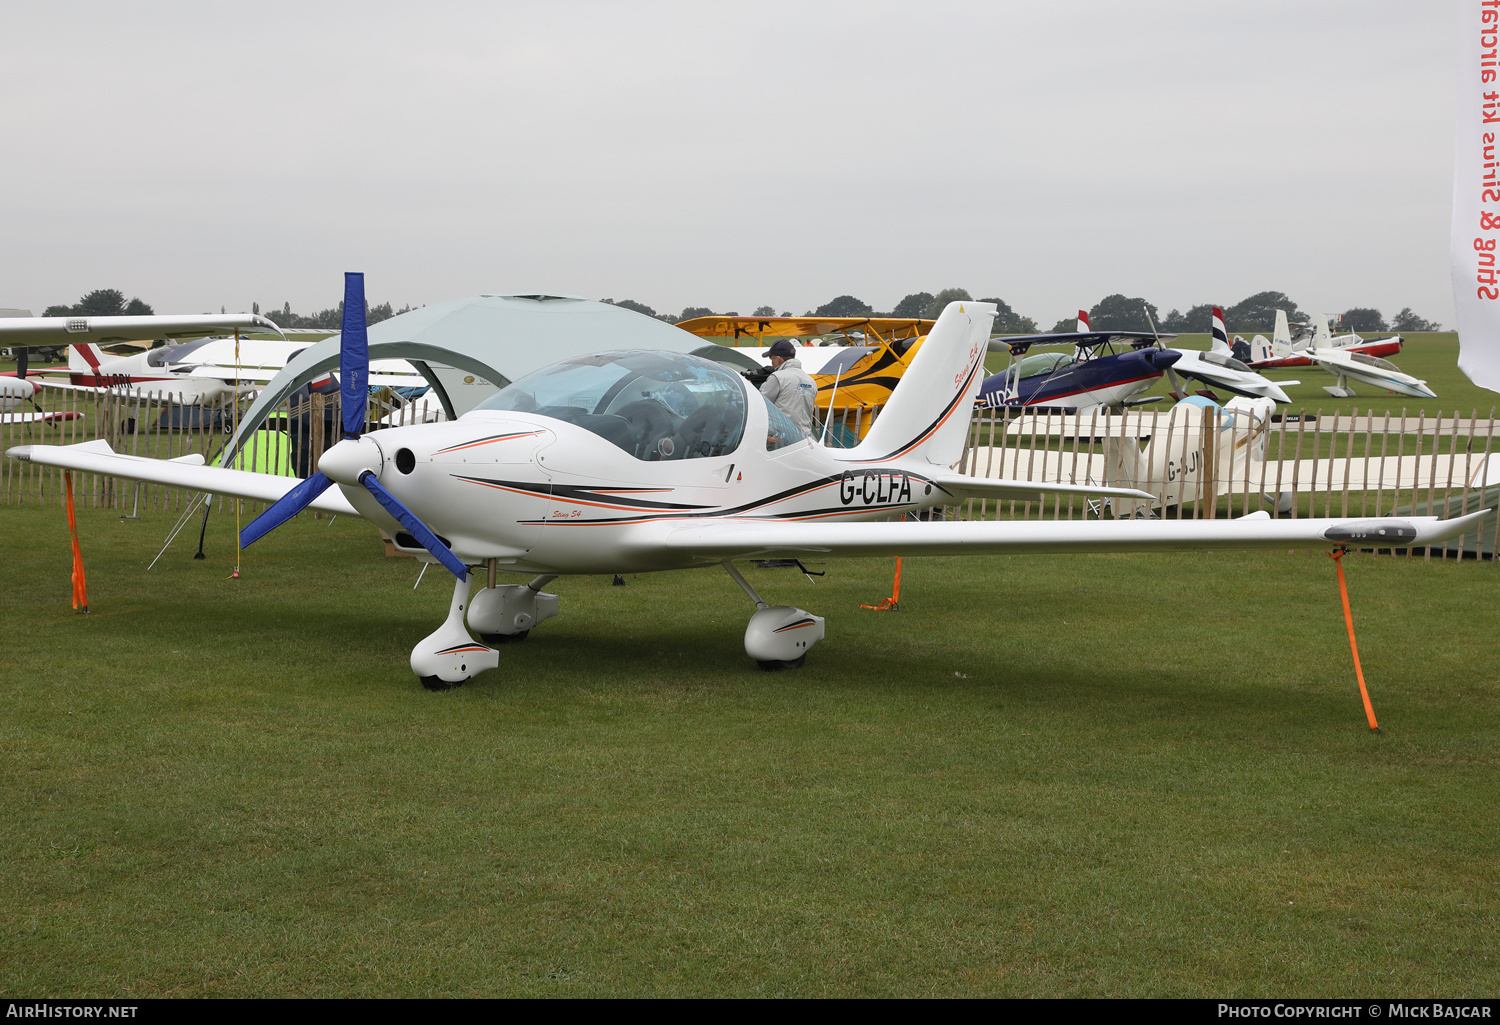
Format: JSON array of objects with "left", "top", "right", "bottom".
[
  {"left": 474, "top": 350, "right": 748, "bottom": 461},
  {"left": 1350, "top": 352, "right": 1398, "bottom": 371},
  {"left": 816, "top": 347, "right": 874, "bottom": 377},
  {"left": 1006, "top": 351, "right": 1074, "bottom": 384},
  {"left": 149, "top": 337, "right": 218, "bottom": 366},
  {"left": 1201, "top": 351, "right": 1251, "bottom": 372}
]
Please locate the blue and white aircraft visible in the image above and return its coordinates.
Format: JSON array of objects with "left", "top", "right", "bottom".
[{"left": 977, "top": 311, "right": 1180, "bottom": 412}]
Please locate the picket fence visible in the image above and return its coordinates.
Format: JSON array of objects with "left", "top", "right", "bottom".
[{"left": 4, "top": 387, "right": 1496, "bottom": 560}]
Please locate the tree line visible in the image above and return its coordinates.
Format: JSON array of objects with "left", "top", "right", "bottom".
[
  {"left": 606, "top": 289, "right": 1442, "bottom": 336},
  {"left": 1064, "top": 292, "right": 1441, "bottom": 335},
  {"left": 39, "top": 287, "right": 1444, "bottom": 338}
]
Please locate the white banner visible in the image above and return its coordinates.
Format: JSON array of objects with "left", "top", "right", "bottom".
[{"left": 1453, "top": 1, "right": 1500, "bottom": 394}]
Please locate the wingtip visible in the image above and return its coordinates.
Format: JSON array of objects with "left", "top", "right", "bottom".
[{"left": 6, "top": 445, "right": 33, "bottom": 461}]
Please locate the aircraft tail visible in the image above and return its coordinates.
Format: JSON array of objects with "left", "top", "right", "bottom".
[
  {"left": 1209, "top": 307, "right": 1230, "bottom": 354},
  {"left": 1312, "top": 314, "right": 1333, "bottom": 347},
  {"left": 846, "top": 300, "right": 996, "bottom": 466},
  {"left": 1077, "top": 309, "right": 1090, "bottom": 333},
  {"left": 68, "top": 343, "right": 107, "bottom": 377},
  {"left": 1250, "top": 334, "right": 1274, "bottom": 363},
  {"left": 1271, "top": 310, "right": 1294, "bottom": 357}
]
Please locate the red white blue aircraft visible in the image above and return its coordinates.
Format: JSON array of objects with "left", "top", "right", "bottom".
[{"left": 9, "top": 277, "right": 1483, "bottom": 690}]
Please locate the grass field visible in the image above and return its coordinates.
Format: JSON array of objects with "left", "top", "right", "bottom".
[{"left": 2, "top": 503, "right": 1497, "bottom": 997}]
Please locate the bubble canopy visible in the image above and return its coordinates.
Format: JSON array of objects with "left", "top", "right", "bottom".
[{"left": 473, "top": 350, "right": 749, "bottom": 461}]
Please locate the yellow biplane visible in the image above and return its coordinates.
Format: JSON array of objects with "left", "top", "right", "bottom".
[{"left": 674, "top": 316, "right": 935, "bottom": 445}]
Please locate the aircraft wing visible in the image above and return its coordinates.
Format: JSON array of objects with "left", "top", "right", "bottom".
[
  {"left": 0, "top": 314, "right": 285, "bottom": 345},
  {"left": 654, "top": 510, "right": 1489, "bottom": 562},
  {"left": 31, "top": 378, "right": 239, "bottom": 399},
  {"left": 677, "top": 316, "right": 935, "bottom": 341},
  {"left": 0, "top": 410, "right": 83, "bottom": 425},
  {"left": 990, "top": 331, "right": 1175, "bottom": 354},
  {"left": 926, "top": 471, "right": 1154, "bottom": 506},
  {"left": 6, "top": 440, "right": 358, "bottom": 515}
]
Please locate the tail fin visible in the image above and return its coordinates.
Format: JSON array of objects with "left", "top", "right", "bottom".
[
  {"left": 69, "top": 343, "right": 106, "bottom": 376},
  {"left": 1271, "top": 310, "right": 1293, "bottom": 357},
  {"left": 1077, "top": 309, "right": 1090, "bottom": 333},
  {"left": 847, "top": 301, "right": 996, "bottom": 466},
  {"left": 1250, "top": 334, "right": 1273, "bottom": 362},
  {"left": 1209, "top": 307, "right": 1230, "bottom": 353},
  {"left": 1312, "top": 314, "right": 1332, "bottom": 347}
]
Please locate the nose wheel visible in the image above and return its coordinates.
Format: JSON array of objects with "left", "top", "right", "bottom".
[{"left": 411, "top": 572, "right": 499, "bottom": 690}]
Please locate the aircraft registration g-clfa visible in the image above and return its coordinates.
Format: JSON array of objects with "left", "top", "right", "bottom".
[{"left": 9, "top": 275, "right": 1486, "bottom": 691}]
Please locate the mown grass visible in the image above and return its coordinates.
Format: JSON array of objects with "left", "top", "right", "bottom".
[{"left": 1, "top": 504, "right": 1497, "bottom": 997}]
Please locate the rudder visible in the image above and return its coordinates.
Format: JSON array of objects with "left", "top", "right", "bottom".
[{"left": 845, "top": 300, "right": 995, "bottom": 466}]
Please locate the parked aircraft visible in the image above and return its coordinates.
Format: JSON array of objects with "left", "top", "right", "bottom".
[
  {"left": 1308, "top": 346, "right": 1435, "bottom": 399},
  {"left": 1230, "top": 311, "right": 1432, "bottom": 399},
  {"left": 976, "top": 330, "right": 1180, "bottom": 411},
  {"left": 1239, "top": 311, "right": 1404, "bottom": 369},
  {"left": 1162, "top": 309, "right": 1296, "bottom": 404},
  {"left": 0, "top": 359, "right": 81, "bottom": 424},
  {"left": 10, "top": 276, "right": 1482, "bottom": 690},
  {"left": 42, "top": 336, "right": 426, "bottom": 402}
]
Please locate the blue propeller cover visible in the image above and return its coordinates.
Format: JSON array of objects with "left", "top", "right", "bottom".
[
  {"left": 340, "top": 272, "right": 369, "bottom": 440},
  {"left": 358, "top": 471, "right": 468, "bottom": 580},
  {"left": 240, "top": 471, "right": 335, "bottom": 549}
]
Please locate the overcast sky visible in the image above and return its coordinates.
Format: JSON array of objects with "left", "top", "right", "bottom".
[{"left": 0, "top": 1, "right": 1457, "bottom": 327}]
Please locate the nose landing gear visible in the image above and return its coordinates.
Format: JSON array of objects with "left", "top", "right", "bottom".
[
  {"left": 724, "top": 562, "right": 825, "bottom": 670},
  {"left": 412, "top": 572, "right": 500, "bottom": 691}
]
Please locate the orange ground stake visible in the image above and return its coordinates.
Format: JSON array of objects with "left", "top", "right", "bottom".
[
  {"left": 64, "top": 471, "right": 89, "bottom": 613},
  {"left": 1330, "top": 548, "right": 1378, "bottom": 732},
  {"left": 861, "top": 556, "right": 902, "bottom": 611}
]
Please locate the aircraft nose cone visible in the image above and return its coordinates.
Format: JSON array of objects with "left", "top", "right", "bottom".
[
  {"left": 1148, "top": 349, "right": 1181, "bottom": 369},
  {"left": 318, "top": 437, "right": 382, "bottom": 485}
]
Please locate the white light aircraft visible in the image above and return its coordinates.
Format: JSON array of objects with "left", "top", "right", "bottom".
[
  {"left": 1164, "top": 308, "right": 1295, "bottom": 404},
  {"left": 9, "top": 276, "right": 1483, "bottom": 691},
  {"left": 47, "top": 337, "right": 429, "bottom": 404}
]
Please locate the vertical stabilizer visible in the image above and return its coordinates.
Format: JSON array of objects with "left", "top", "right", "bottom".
[
  {"left": 845, "top": 301, "right": 996, "bottom": 466},
  {"left": 1076, "top": 309, "right": 1090, "bottom": 333},
  {"left": 1272, "top": 310, "right": 1293, "bottom": 357},
  {"left": 1313, "top": 314, "right": 1333, "bottom": 347},
  {"left": 68, "top": 343, "right": 108, "bottom": 379},
  {"left": 1210, "top": 307, "right": 1230, "bottom": 353}
]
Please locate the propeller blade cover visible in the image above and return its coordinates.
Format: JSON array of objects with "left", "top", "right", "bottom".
[
  {"left": 358, "top": 470, "right": 469, "bottom": 580},
  {"left": 239, "top": 471, "right": 335, "bottom": 548},
  {"left": 339, "top": 272, "right": 369, "bottom": 440}
]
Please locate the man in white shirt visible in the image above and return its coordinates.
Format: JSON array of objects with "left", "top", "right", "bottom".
[{"left": 759, "top": 339, "right": 817, "bottom": 436}]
